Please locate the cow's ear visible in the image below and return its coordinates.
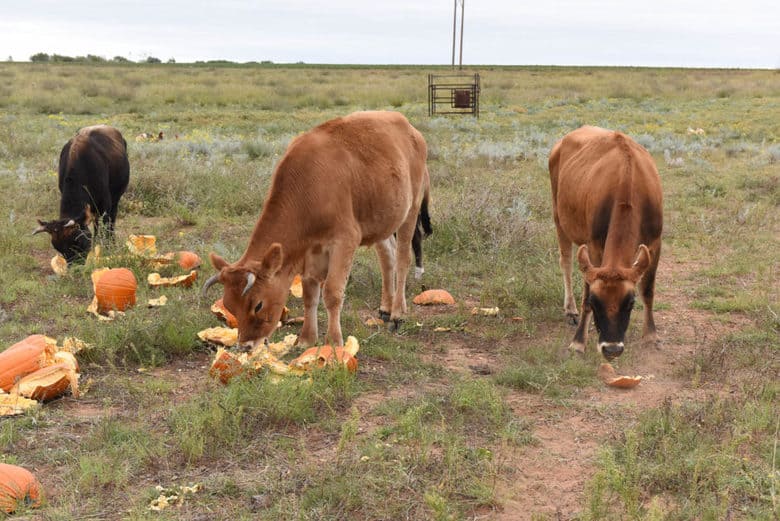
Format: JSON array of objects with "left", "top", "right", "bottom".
[
  {"left": 261, "top": 243, "right": 284, "bottom": 276},
  {"left": 576, "top": 244, "right": 594, "bottom": 276},
  {"left": 210, "top": 252, "right": 229, "bottom": 271},
  {"left": 630, "top": 244, "right": 651, "bottom": 281}
]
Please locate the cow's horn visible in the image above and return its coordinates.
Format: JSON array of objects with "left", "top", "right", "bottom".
[
  {"left": 242, "top": 273, "right": 256, "bottom": 296},
  {"left": 64, "top": 219, "right": 76, "bottom": 228},
  {"left": 32, "top": 225, "right": 47, "bottom": 235},
  {"left": 201, "top": 273, "right": 221, "bottom": 296}
]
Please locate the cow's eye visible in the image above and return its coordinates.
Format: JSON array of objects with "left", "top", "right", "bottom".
[{"left": 254, "top": 301, "right": 263, "bottom": 314}]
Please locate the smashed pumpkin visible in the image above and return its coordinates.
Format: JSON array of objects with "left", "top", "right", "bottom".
[
  {"left": 0, "top": 391, "right": 39, "bottom": 416},
  {"left": 289, "top": 336, "right": 360, "bottom": 373},
  {"left": 413, "top": 289, "right": 456, "bottom": 306},
  {"left": 598, "top": 363, "right": 642, "bottom": 389},
  {"left": 13, "top": 363, "right": 79, "bottom": 401},
  {"left": 0, "top": 335, "right": 56, "bottom": 392},
  {"left": 211, "top": 299, "right": 238, "bottom": 328},
  {"left": 126, "top": 234, "right": 157, "bottom": 256},
  {"left": 197, "top": 327, "right": 238, "bottom": 347},
  {"left": 50, "top": 254, "right": 67, "bottom": 275},
  {"left": 148, "top": 270, "right": 198, "bottom": 288},
  {"left": 290, "top": 275, "right": 303, "bottom": 298},
  {"left": 0, "top": 463, "right": 41, "bottom": 513},
  {"left": 176, "top": 251, "right": 201, "bottom": 270}
]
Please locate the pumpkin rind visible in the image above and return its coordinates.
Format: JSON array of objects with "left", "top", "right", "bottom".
[
  {"left": 14, "top": 363, "right": 79, "bottom": 401},
  {"left": 176, "top": 251, "right": 201, "bottom": 270}
]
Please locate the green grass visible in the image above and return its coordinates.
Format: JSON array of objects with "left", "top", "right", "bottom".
[{"left": 0, "top": 62, "right": 777, "bottom": 519}]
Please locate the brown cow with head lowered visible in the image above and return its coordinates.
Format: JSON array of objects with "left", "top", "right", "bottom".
[
  {"left": 549, "top": 126, "right": 663, "bottom": 360},
  {"left": 203, "top": 111, "right": 431, "bottom": 350}
]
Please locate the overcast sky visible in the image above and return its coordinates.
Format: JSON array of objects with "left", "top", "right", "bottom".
[{"left": 1, "top": 1, "right": 778, "bottom": 68}]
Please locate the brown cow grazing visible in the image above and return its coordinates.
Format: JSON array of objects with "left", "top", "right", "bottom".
[
  {"left": 202, "top": 111, "right": 431, "bottom": 350},
  {"left": 548, "top": 126, "right": 663, "bottom": 360}
]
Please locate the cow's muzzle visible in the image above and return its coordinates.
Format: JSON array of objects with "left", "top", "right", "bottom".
[{"left": 598, "top": 341, "right": 624, "bottom": 360}]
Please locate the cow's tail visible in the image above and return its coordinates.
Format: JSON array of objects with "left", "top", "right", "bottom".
[{"left": 412, "top": 183, "right": 432, "bottom": 279}]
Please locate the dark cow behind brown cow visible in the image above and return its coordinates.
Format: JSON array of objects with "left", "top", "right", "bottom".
[
  {"left": 34, "top": 125, "right": 130, "bottom": 263},
  {"left": 203, "top": 110, "right": 431, "bottom": 350},
  {"left": 548, "top": 126, "right": 663, "bottom": 360}
]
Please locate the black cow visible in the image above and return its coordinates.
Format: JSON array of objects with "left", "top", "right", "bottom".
[{"left": 33, "top": 125, "right": 130, "bottom": 263}]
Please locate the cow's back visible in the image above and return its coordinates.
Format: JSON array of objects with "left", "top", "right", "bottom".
[
  {"left": 58, "top": 125, "right": 129, "bottom": 218},
  {"left": 267, "top": 111, "right": 428, "bottom": 246},
  {"left": 551, "top": 126, "right": 661, "bottom": 246}
]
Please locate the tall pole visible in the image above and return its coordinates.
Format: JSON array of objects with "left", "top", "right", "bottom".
[
  {"left": 451, "top": 0, "right": 458, "bottom": 68},
  {"left": 458, "top": 0, "right": 465, "bottom": 69}
]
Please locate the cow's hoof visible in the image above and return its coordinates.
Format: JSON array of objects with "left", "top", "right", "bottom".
[
  {"left": 566, "top": 313, "right": 579, "bottom": 326},
  {"left": 568, "top": 341, "right": 586, "bottom": 355},
  {"left": 378, "top": 310, "right": 391, "bottom": 323},
  {"left": 388, "top": 318, "right": 403, "bottom": 333}
]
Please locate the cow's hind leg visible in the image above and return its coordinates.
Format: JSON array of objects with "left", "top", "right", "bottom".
[
  {"left": 322, "top": 241, "right": 358, "bottom": 346},
  {"left": 374, "top": 237, "right": 396, "bottom": 322},
  {"left": 389, "top": 214, "right": 416, "bottom": 332},
  {"left": 556, "top": 227, "right": 579, "bottom": 325}
]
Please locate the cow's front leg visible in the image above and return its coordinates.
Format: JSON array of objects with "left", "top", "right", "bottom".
[
  {"left": 374, "top": 237, "right": 397, "bottom": 323},
  {"left": 569, "top": 283, "right": 592, "bottom": 353},
  {"left": 322, "top": 243, "right": 357, "bottom": 346},
  {"left": 298, "top": 276, "right": 321, "bottom": 347}
]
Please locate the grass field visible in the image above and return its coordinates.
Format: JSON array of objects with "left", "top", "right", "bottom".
[{"left": 0, "top": 62, "right": 778, "bottom": 520}]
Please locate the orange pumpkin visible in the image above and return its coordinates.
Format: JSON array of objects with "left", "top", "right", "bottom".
[
  {"left": 211, "top": 298, "right": 238, "bottom": 328},
  {"left": 0, "top": 463, "right": 41, "bottom": 513},
  {"left": 412, "top": 289, "right": 456, "bottom": 306},
  {"left": 93, "top": 268, "right": 137, "bottom": 313},
  {"left": 13, "top": 363, "right": 79, "bottom": 401},
  {"left": 0, "top": 336, "right": 55, "bottom": 392},
  {"left": 176, "top": 251, "right": 201, "bottom": 270}
]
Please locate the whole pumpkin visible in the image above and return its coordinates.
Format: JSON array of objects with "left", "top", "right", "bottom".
[
  {"left": 94, "top": 268, "right": 137, "bottom": 313},
  {"left": 0, "top": 463, "right": 41, "bottom": 513}
]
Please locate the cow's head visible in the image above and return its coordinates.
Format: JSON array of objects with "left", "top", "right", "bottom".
[
  {"left": 203, "top": 243, "right": 288, "bottom": 351},
  {"left": 33, "top": 206, "right": 94, "bottom": 264},
  {"left": 577, "top": 244, "right": 651, "bottom": 360}
]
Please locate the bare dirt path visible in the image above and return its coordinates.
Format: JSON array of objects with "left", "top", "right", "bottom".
[{"left": 485, "top": 252, "right": 753, "bottom": 520}]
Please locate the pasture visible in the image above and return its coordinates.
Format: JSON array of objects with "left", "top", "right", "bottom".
[{"left": 0, "top": 62, "right": 778, "bottom": 520}]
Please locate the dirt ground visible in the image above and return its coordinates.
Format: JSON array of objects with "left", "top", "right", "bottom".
[{"left": 45, "top": 251, "right": 749, "bottom": 520}]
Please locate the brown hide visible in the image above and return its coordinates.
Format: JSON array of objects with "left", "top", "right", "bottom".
[
  {"left": 549, "top": 126, "right": 662, "bottom": 359},
  {"left": 206, "top": 111, "right": 430, "bottom": 349}
]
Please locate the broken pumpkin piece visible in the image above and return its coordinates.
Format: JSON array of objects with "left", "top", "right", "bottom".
[
  {"left": 0, "top": 391, "right": 39, "bottom": 417},
  {"left": 148, "top": 270, "right": 198, "bottom": 288},
  {"left": 471, "top": 306, "right": 500, "bottom": 316},
  {"left": 289, "top": 336, "right": 360, "bottom": 373},
  {"left": 61, "top": 337, "right": 91, "bottom": 354},
  {"left": 364, "top": 317, "right": 385, "bottom": 327},
  {"left": 209, "top": 348, "right": 246, "bottom": 384},
  {"left": 50, "top": 254, "right": 67, "bottom": 275},
  {"left": 598, "top": 363, "right": 642, "bottom": 389},
  {"left": 413, "top": 289, "right": 456, "bottom": 306},
  {"left": 0, "top": 335, "right": 57, "bottom": 392},
  {"left": 147, "top": 295, "right": 168, "bottom": 307},
  {"left": 13, "top": 363, "right": 80, "bottom": 401},
  {"left": 290, "top": 274, "right": 303, "bottom": 298},
  {"left": 211, "top": 298, "right": 238, "bottom": 328},
  {"left": 126, "top": 234, "right": 157, "bottom": 256},
  {"left": 197, "top": 327, "right": 238, "bottom": 347},
  {"left": 175, "top": 251, "right": 201, "bottom": 270}
]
